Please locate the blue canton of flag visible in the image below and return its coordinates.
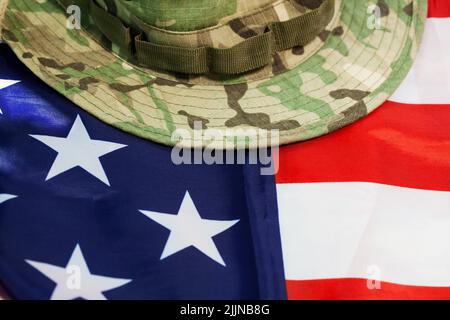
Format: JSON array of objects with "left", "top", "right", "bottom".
[{"left": 0, "top": 44, "right": 286, "bottom": 300}]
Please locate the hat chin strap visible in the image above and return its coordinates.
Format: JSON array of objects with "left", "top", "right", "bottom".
[
  {"left": 0, "top": 0, "right": 9, "bottom": 41},
  {"left": 61, "top": 0, "right": 335, "bottom": 75}
]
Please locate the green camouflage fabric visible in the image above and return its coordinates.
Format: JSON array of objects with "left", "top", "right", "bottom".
[
  {"left": 93, "top": 0, "right": 320, "bottom": 48},
  {"left": 106, "top": 0, "right": 279, "bottom": 32},
  {"left": 0, "top": 0, "right": 427, "bottom": 149}
]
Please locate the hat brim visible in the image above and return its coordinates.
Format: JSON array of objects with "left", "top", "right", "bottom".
[{"left": 1, "top": 0, "right": 427, "bottom": 149}]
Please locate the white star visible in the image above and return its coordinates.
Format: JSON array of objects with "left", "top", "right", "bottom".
[
  {"left": 30, "top": 115, "right": 126, "bottom": 186},
  {"left": 0, "top": 79, "right": 20, "bottom": 114},
  {"left": 139, "top": 191, "right": 239, "bottom": 266},
  {"left": 0, "top": 194, "right": 17, "bottom": 204},
  {"left": 26, "top": 244, "right": 131, "bottom": 300}
]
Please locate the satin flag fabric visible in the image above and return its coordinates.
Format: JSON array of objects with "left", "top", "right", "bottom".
[
  {"left": 277, "top": 0, "right": 450, "bottom": 300},
  {"left": 1, "top": 0, "right": 450, "bottom": 300}
]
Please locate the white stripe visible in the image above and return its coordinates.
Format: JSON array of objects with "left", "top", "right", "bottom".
[
  {"left": 390, "top": 19, "right": 450, "bottom": 104},
  {"left": 277, "top": 182, "right": 450, "bottom": 287}
]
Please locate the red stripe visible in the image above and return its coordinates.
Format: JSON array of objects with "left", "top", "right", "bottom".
[
  {"left": 287, "top": 279, "right": 450, "bottom": 300},
  {"left": 0, "top": 285, "right": 10, "bottom": 300},
  {"left": 276, "top": 101, "right": 450, "bottom": 191},
  {"left": 428, "top": 0, "right": 450, "bottom": 18}
]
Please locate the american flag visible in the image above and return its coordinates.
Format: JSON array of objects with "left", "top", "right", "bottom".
[
  {"left": 1, "top": 0, "right": 450, "bottom": 300},
  {"left": 0, "top": 42, "right": 284, "bottom": 299},
  {"left": 278, "top": 0, "right": 450, "bottom": 299}
]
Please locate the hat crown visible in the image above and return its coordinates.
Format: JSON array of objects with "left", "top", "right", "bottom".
[{"left": 121, "top": 0, "right": 277, "bottom": 31}]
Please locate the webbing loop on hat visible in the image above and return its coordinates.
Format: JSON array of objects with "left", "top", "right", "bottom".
[
  {"left": 89, "top": 0, "right": 132, "bottom": 53},
  {"left": 135, "top": 30, "right": 275, "bottom": 75},
  {"left": 63, "top": 0, "right": 335, "bottom": 75}
]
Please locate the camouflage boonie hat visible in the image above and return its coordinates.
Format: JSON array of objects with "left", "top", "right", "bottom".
[{"left": 0, "top": 0, "right": 427, "bottom": 148}]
